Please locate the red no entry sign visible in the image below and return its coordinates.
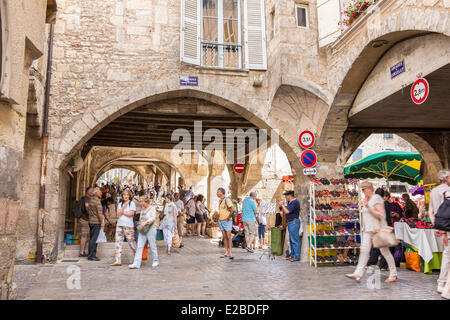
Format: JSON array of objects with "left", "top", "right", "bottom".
[
  {"left": 234, "top": 163, "right": 245, "bottom": 174},
  {"left": 411, "top": 78, "right": 429, "bottom": 105},
  {"left": 300, "top": 150, "right": 317, "bottom": 168},
  {"left": 298, "top": 130, "right": 315, "bottom": 149}
]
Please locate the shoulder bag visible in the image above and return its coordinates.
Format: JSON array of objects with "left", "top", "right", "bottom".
[
  {"left": 371, "top": 198, "right": 400, "bottom": 248},
  {"left": 372, "top": 226, "right": 399, "bottom": 248},
  {"left": 137, "top": 207, "right": 156, "bottom": 234}
]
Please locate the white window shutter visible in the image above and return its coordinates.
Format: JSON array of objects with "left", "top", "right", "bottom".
[
  {"left": 180, "top": 0, "right": 201, "bottom": 65},
  {"left": 244, "top": 0, "right": 267, "bottom": 70}
]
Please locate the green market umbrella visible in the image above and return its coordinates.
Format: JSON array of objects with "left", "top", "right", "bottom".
[{"left": 343, "top": 151, "right": 422, "bottom": 190}]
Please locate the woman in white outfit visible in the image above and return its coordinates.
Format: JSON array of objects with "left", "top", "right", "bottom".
[
  {"left": 346, "top": 181, "right": 398, "bottom": 283},
  {"left": 111, "top": 189, "right": 137, "bottom": 266},
  {"left": 129, "top": 195, "right": 159, "bottom": 269},
  {"left": 159, "top": 194, "right": 178, "bottom": 255}
]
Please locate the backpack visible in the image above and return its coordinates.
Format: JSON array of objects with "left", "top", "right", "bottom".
[
  {"left": 434, "top": 192, "right": 450, "bottom": 231},
  {"left": 73, "top": 198, "right": 87, "bottom": 219},
  {"left": 222, "top": 198, "right": 237, "bottom": 219}
]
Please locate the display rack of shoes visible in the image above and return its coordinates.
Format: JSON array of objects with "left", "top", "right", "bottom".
[{"left": 308, "top": 177, "right": 362, "bottom": 267}]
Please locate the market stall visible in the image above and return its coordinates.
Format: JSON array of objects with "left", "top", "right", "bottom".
[
  {"left": 343, "top": 151, "right": 422, "bottom": 191},
  {"left": 308, "top": 177, "right": 361, "bottom": 267},
  {"left": 394, "top": 221, "right": 444, "bottom": 274}
]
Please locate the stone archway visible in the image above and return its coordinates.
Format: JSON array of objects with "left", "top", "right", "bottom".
[
  {"left": 44, "top": 86, "right": 313, "bottom": 261},
  {"left": 320, "top": 4, "right": 450, "bottom": 165}
]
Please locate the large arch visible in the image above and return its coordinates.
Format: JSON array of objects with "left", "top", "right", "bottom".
[
  {"left": 319, "top": 2, "right": 450, "bottom": 165},
  {"left": 45, "top": 85, "right": 320, "bottom": 260}
]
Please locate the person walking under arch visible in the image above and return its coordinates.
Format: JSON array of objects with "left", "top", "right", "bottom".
[
  {"left": 129, "top": 195, "right": 159, "bottom": 269},
  {"left": 217, "top": 188, "right": 235, "bottom": 260},
  {"left": 111, "top": 189, "right": 137, "bottom": 266},
  {"left": 160, "top": 194, "right": 178, "bottom": 255},
  {"left": 346, "top": 181, "right": 397, "bottom": 283},
  {"left": 87, "top": 187, "right": 104, "bottom": 261}
]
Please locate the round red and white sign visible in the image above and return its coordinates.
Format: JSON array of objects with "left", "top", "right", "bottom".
[
  {"left": 411, "top": 78, "right": 429, "bottom": 105},
  {"left": 300, "top": 150, "right": 317, "bottom": 168},
  {"left": 298, "top": 130, "right": 315, "bottom": 149},
  {"left": 234, "top": 163, "right": 245, "bottom": 174}
]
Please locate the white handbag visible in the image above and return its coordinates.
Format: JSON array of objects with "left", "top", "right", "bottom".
[{"left": 372, "top": 226, "right": 399, "bottom": 248}]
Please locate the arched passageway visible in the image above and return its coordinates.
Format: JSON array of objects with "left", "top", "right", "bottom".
[{"left": 38, "top": 89, "right": 302, "bottom": 262}]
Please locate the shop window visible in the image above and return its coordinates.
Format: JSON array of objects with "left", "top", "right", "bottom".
[{"left": 296, "top": 5, "right": 308, "bottom": 28}]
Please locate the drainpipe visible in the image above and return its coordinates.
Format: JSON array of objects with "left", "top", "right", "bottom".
[{"left": 35, "top": 23, "right": 54, "bottom": 264}]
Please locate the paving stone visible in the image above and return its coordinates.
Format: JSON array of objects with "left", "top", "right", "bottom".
[{"left": 12, "top": 237, "right": 445, "bottom": 300}]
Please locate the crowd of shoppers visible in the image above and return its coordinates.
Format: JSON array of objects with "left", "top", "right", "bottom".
[{"left": 74, "top": 170, "right": 450, "bottom": 300}]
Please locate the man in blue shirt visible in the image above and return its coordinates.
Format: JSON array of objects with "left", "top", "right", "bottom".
[
  {"left": 279, "top": 190, "right": 301, "bottom": 262},
  {"left": 242, "top": 192, "right": 259, "bottom": 253}
]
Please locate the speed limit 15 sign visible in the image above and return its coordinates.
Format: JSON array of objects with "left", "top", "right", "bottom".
[{"left": 298, "top": 131, "right": 315, "bottom": 149}]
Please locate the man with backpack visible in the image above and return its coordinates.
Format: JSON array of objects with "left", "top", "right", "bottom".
[
  {"left": 217, "top": 187, "right": 235, "bottom": 260},
  {"left": 74, "top": 187, "right": 94, "bottom": 257},
  {"left": 428, "top": 169, "right": 450, "bottom": 299}
]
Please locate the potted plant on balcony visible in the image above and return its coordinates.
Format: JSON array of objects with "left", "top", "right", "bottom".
[{"left": 339, "top": 1, "right": 374, "bottom": 27}]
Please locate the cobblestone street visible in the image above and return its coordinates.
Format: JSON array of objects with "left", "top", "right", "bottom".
[{"left": 13, "top": 237, "right": 444, "bottom": 300}]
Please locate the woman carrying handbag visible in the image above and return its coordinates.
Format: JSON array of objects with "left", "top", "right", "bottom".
[
  {"left": 346, "top": 181, "right": 398, "bottom": 283},
  {"left": 129, "top": 195, "right": 159, "bottom": 268}
]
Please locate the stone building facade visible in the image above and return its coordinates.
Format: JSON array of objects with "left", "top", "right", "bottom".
[
  {"left": 0, "top": 0, "right": 449, "bottom": 297},
  {"left": 0, "top": 0, "right": 56, "bottom": 300}
]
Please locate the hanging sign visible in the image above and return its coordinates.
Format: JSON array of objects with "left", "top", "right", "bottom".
[
  {"left": 300, "top": 150, "right": 317, "bottom": 168},
  {"left": 411, "top": 78, "right": 429, "bottom": 105},
  {"left": 233, "top": 163, "right": 245, "bottom": 174},
  {"left": 298, "top": 130, "right": 315, "bottom": 149}
]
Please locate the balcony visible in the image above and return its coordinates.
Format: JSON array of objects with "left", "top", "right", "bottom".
[
  {"left": 318, "top": 0, "right": 385, "bottom": 48},
  {"left": 201, "top": 42, "right": 242, "bottom": 70}
]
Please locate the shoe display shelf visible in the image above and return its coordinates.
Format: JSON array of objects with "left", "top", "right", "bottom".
[{"left": 308, "top": 178, "right": 362, "bottom": 267}]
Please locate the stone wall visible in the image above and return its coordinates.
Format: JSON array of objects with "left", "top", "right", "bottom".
[{"left": 0, "top": 0, "right": 52, "bottom": 300}]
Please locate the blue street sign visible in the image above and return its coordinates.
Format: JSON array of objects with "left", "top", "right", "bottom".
[
  {"left": 180, "top": 76, "right": 199, "bottom": 86},
  {"left": 390, "top": 61, "right": 405, "bottom": 79}
]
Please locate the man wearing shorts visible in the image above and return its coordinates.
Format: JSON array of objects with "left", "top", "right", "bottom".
[
  {"left": 217, "top": 188, "right": 235, "bottom": 260},
  {"left": 242, "top": 192, "right": 259, "bottom": 253}
]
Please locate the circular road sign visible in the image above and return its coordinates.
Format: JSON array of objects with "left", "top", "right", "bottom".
[
  {"left": 234, "top": 163, "right": 245, "bottom": 174},
  {"left": 411, "top": 78, "right": 429, "bottom": 105},
  {"left": 298, "top": 130, "right": 315, "bottom": 149},
  {"left": 300, "top": 150, "right": 317, "bottom": 168}
]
